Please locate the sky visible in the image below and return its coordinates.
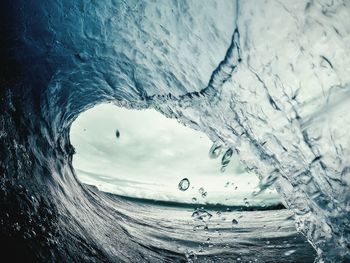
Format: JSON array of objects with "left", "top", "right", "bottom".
[{"left": 70, "top": 103, "right": 282, "bottom": 206}]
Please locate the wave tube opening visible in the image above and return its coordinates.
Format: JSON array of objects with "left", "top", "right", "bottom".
[
  {"left": 70, "top": 103, "right": 282, "bottom": 208},
  {"left": 67, "top": 103, "right": 316, "bottom": 262}
]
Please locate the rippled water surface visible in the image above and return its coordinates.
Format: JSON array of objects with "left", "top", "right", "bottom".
[{"left": 107, "top": 193, "right": 315, "bottom": 262}]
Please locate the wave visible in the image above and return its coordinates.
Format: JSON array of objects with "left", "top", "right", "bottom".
[{"left": 0, "top": 0, "right": 349, "bottom": 262}]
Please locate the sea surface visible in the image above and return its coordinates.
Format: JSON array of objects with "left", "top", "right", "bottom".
[{"left": 111, "top": 194, "right": 316, "bottom": 263}]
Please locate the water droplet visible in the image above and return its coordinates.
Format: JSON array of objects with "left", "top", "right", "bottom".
[
  {"left": 209, "top": 142, "right": 222, "bottom": 159},
  {"left": 244, "top": 198, "right": 250, "bottom": 207},
  {"left": 193, "top": 225, "right": 202, "bottom": 231},
  {"left": 13, "top": 223, "right": 20, "bottom": 231},
  {"left": 221, "top": 148, "right": 234, "bottom": 170},
  {"left": 198, "top": 187, "right": 208, "bottom": 198},
  {"left": 185, "top": 250, "right": 197, "bottom": 260},
  {"left": 115, "top": 129, "right": 120, "bottom": 138},
  {"left": 192, "top": 209, "right": 212, "bottom": 221},
  {"left": 178, "top": 178, "right": 190, "bottom": 191},
  {"left": 254, "top": 169, "right": 280, "bottom": 196}
]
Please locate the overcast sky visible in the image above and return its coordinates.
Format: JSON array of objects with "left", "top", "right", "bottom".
[{"left": 70, "top": 103, "right": 281, "bottom": 206}]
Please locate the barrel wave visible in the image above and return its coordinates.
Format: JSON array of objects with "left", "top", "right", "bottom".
[{"left": 0, "top": 0, "right": 349, "bottom": 262}]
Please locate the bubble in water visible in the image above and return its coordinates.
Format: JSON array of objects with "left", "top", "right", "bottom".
[
  {"left": 115, "top": 129, "right": 120, "bottom": 138},
  {"left": 178, "top": 178, "right": 190, "bottom": 191},
  {"left": 232, "top": 219, "right": 238, "bottom": 225},
  {"left": 209, "top": 142, "right": 222, "bottom": 159}
]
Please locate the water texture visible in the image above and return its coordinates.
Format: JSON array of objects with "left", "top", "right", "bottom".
[{"left": 0, "top": 0, "right": 349, "bottom": 262}]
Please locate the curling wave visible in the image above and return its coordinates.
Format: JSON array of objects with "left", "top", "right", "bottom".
[{"left": 0, "top": 0, "right": 349, "bottom": 262}]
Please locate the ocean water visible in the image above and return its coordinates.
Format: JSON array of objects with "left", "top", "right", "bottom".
[
  {"left": 0, "top": 0, "right": 349, "bottom": 262},
  {"left": 101, "top": 192, "right": 316, "bottom": 263}
]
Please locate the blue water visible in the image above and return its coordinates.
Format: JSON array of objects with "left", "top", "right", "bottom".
[{"left": 1, "top": 0, "right": 349, "bottom": 262}]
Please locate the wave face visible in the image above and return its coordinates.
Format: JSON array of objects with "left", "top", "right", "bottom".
[{"left": 0, "top": 0, "right": 349, "bottom": 262}]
